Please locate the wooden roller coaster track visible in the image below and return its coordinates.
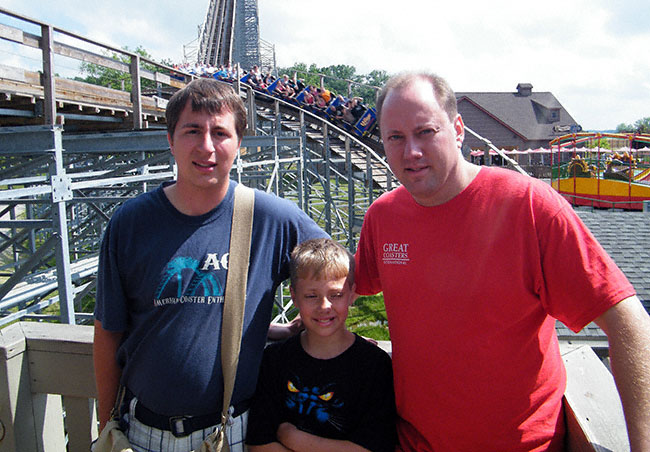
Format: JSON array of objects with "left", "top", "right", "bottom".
[{"left": 0, "top": 6, "right": 392, "bottom": 327}]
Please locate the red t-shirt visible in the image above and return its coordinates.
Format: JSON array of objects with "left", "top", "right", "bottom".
[{"left": 355, "top": 167, "right": 634, "bottom": 452}]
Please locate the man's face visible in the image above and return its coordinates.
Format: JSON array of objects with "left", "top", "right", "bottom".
[
  {"left": 167, "top": 101, "right": 241, "bottom": 194},
  {"left": 380, "top": 78, "right": 465, "bottom": 206}
]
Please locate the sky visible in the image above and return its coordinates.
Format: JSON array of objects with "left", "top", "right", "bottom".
[{"left": 2, "top": 0, "right": 649, "bottom": 131}]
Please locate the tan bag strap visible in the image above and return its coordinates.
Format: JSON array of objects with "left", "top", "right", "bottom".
[{"left": 219, "top": 184, "right": 254, "bottom": 430}]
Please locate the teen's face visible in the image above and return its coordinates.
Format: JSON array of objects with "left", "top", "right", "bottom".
[
  {"left": 167, "top": 101, "right": 241, "bottom": 193},
  {"left": 380, "top": 78, "right": 465, "bottom": 206},
  {"left": 291, "top": 276, "right": 355, "bottom": 339}
]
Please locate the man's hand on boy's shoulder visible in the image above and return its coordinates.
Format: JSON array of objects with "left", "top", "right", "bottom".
[{"left": 285, "top": 315, "right": 304, "bottom": 335}]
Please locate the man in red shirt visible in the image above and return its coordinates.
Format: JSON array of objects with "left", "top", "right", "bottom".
[{"left": 355, "top": 72, "right": 650, "bottom": 451}]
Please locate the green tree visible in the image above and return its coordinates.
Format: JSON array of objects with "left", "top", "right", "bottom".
[
  {"left": 278, "top": 62, "right": 321, "bottom": 88},
  {"left": 350, "top": 69, "right": 389, "bottom": 107},
  {"left": 318, "top": 64, "right": 356, "bottom": 95},
  {"left": 616, "top": 123, "right": 634, "bottom": 133},
  {"left": 77, "top": 46, "right": 164, "bottom": 92},
  {"left": 363, "top": 69, "right": 390, "bottom": 87},
  {"left": 616, "top": 117, "right": 650, "bottom": 134},
  {"left": 586, "top": 137, "right": 612, "bottom": 149},
  {"left": 278, "top": 62, "right": 390, "bottom": 107},
  {"left": 634, "top": 117, "right": 650, "bottom": 133}
]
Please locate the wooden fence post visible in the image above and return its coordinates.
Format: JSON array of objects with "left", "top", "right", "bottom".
[
  {"left": 130, "top": 54, "right": 143, "bottom": 129},
  {"left": 40, "top": 24, "right": 56, "bottom": 125},
  {"left": 0, "top": 324, "right": 66, "bottom": 452}
]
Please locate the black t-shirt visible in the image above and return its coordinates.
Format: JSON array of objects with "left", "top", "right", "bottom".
[{"left": 246, "top": 334, "right": 396, "bottom": 452}]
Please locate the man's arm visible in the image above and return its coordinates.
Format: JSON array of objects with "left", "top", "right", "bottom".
[
  {"left": 276, "top": 422, "right": 370, "bottom": 452},
  {"left": 595, "top": 295, "right": 650, "bottom": 452},
  {"left": 93, "top": 320, "right": 124, "bottom": 431}
]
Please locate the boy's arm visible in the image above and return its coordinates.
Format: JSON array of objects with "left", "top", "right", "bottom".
[
  {"left": 248, "top": 443, "right": 293, "bottom": 452},
  {"left": 277, "top": 422, "right": 370, "bottom": 452}
]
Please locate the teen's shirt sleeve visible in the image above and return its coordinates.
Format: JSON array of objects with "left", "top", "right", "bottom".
[
  {"left": 251, "top": 189, "right": 328, "bottom": 284},
  {"left": 94, "top": 208, "right": 129, "bottom": 332},
  {"left": 245, "top": 343, "right": 284, "bottom": 446}
]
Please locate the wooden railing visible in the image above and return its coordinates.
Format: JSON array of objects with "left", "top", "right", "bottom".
[
  {"left": 0, "top": 322, "right": 96, "bottom": 452},
  {"left": 562, "top": 343, "right": 629, "bottom": 451},
  {"left": 0, "top": 322, "right": 629, "bottom": 452},
  {"left": 0, "top": 6, "right": 188, "bottom": 130}
]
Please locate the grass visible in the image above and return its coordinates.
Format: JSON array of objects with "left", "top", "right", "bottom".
[{"left": 347, "top": 294, "right": 390, "bottom": 340}]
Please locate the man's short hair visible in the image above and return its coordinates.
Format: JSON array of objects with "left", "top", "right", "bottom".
[
  {"left": 166, "top": 78, "right": 247, "bottom": 139},
  {"left": 289, "top": 238, "right": 355, "bottom": 288},
  {"left": 377, "top": 72, "right": 458, "bottom": 123}
]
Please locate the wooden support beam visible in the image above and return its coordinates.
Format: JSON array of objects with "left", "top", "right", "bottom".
[
  {"left": 40, "top": 24, "right": 56, "bottom": 125},
  {"left": 130, "top": 55, "right": 143, "bottom": 129}
]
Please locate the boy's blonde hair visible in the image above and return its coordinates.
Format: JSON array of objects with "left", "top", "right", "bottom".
[{"left": 289, "top": 238, "right": 355, "bottom": 287}]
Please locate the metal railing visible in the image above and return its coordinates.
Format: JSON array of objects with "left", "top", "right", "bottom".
[{"left": 0, "top": 118, "right": 392, "bottom": 326}]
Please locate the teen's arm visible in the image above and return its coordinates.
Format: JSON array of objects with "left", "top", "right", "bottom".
[
  {"left": 267, "top": 315, "right": 303, "bottom": 340},
  {"left": 93, "top": 320, "right": 123, "bottom": 431},
  {"left": 595, "top": 295, "right": 650, "bottom": 452},
  {"left": 276, "top": 422, "right": 370, "bottom": 452}
]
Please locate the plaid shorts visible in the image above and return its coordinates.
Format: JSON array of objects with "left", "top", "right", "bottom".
[{"left": 124, "top": 397, "right": 248, "bottom": 452}]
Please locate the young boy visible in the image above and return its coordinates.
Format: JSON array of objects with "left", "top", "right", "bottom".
[{"left": 246, "top": 238, "right": 396, "bottom": 452}]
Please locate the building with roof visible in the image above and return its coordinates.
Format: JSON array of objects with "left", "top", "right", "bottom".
[{"left": 457, "top": 83, "right": 581, "bottom": 151}]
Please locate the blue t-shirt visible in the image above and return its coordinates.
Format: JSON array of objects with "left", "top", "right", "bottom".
[{"left": 95, "top": 180, "right": 327, "bottom": 416}]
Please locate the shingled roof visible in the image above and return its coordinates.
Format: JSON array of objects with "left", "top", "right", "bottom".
[
  {"left": 556, "top": 208, "right": 650, "bottom": 344},
  {"left": 457, "top": 83, "right": 580, "bottom": 146}
]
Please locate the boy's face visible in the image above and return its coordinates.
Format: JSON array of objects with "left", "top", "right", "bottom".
[{"left": 291, "top": 275, "right": 356, "bottom": 339}]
